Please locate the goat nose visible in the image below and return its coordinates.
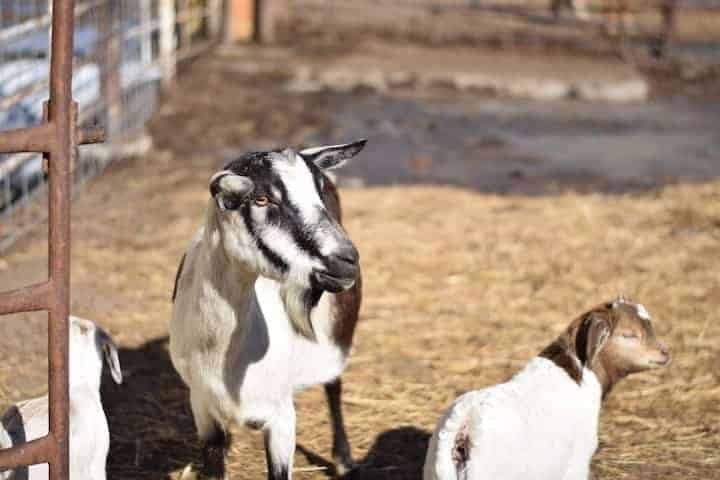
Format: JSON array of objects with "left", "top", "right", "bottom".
[
  {"left": 658, "top": 341, "right": 669, "bottom": 356},
  {"left": 335, "top": 244, "right": 359, "bottom": 265}
]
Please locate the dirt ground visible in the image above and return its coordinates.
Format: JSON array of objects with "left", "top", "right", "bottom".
[{"left": 1, "top": 52, "right": 719, "bottom": 479}]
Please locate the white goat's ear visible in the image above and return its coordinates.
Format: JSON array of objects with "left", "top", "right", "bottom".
[
  {"left": 96, "top": 328, "right": 122, "bottom": 384},
  {"left": 209, "top": 171, "right": 254, "bottom": 211},
  {"left": 299, "top": 139, "right": 367, "bottom": 171},
  {"left": 576, "top": 312, "right": 611, "bottom": 367}
]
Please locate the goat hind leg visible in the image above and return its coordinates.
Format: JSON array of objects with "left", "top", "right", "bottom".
[{"left": 325, "top": 377, "right": 354, "bottom": 475}]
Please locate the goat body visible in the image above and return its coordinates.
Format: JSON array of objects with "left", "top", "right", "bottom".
[
  {"left": 171, "top": 235, "right": 354, "bottom": 430},
  {"left": 0, "top": 387, "right": 111, "bottom": 480},
  {"left": 424, "top": 357, "right": 601, "bottom": 480},
  {"left": 170, "top": 144, "right": 366, "bottom": 479},
  {"left": 425, "top": 299, "right": 670, "bottom": 480},
  {"left": 0, "top": 316, "right": 121, "bottom": 480}
]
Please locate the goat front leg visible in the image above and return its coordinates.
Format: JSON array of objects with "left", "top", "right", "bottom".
[
  {"left": 192, "top": 395, "right": 230, "bottom": 480},
  {"left": 201, "top": 426, "right": 231, "bottom": 480},
  {"left": 263, "top": 401, "right": 296, "bottom": 480},
  {"left": 325, "top": 377, "right": 354, "bottom": 475}
]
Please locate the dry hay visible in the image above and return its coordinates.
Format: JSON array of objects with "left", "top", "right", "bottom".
[{"left": 0, "top": 151, "right": 718, "bottom": 479}]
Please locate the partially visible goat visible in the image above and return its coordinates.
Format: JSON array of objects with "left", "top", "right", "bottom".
[
  {"left": 550, "top": 0, "right": 678, "bottom": 56},
  {"left": 0, "top": 316, "right": 122, "bottom": 480},
  {"left": 424, "top": 298, "right": 670, "bottom": 480}
]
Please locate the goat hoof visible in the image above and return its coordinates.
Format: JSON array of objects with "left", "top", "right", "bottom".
[
  {"left": 333, "top": 457, "right": 355, "bottom": 477},
  {"left": 179, "top": 465, "right": 224, "bottom": 480}
]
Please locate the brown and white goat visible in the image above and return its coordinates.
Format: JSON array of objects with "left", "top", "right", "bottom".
[
  {"left": 550, "top": 0, "right": 678, "bottom": 56},
  {"left": 424, "top": 298, "right": 670, "bottom": 480},
  {"left": 171, "top": 141, "right": 366, "bottom": 480}
]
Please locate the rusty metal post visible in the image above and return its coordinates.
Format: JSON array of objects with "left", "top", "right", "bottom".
[
  {"left": 46, "top": 0, "right": 74, "bottom": 476},
  {"left": 0, "top": 0, "right": 105, "bottom": 477}
]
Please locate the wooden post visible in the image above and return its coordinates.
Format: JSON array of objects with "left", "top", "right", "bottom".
[
  {"left": 256, "top": 0, "right": 273, "bottom": 44},
  {"left": 225, "top": 0, "right": 255, "bottom": 42},
  {"left": 208, "top": 0, "right": 223, "bottom": 38},
  {"left": 100, "top": 0, "right": 121, "bottom": 140},
  {"left": 256, "top": 0, "right": 287, "bottom": 44},
  {"left": 179, "top": 0, "right": 192, "bottom": 51},
  {"left": 656, "top": 0, "right": 677, "bottom": 58},
  {"left": 139, "top": 0, "right": 153, "bottom": 65},
  {"left": 159, "top": 0, "right": 177, "bottom": 86}
]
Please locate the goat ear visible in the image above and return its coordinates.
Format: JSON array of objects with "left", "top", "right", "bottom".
[
  {"left": 575, "top": 312, "right": 611, "bottom": 367},
  {"left": 299, "top": 139, "right": 367, "bottom": 171},
  {"left": 209, "top": 171, "right": 254, "bottom": 211},
  {"left": 96, "top": 329, "right": 122, "bottom": 384}
]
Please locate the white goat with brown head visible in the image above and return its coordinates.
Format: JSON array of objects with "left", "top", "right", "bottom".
[{"left": 424, "top": 298, "right": 670, "bottom": 480}]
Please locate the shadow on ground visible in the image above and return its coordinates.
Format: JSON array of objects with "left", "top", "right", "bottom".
[
  {"left": 102, "top": 337, "right": 197, "bottom": 480},
  {"left": 299, "top": 426, "right": 431, "bottom": 480}
]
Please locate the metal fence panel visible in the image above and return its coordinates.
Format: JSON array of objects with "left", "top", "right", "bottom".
[{"left": 0, "top": 0, "right": 224, "bottom": 251}]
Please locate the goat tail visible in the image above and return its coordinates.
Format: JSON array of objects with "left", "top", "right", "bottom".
[{"left": 424, "top": 392, "right": 484, "bottom": 480}]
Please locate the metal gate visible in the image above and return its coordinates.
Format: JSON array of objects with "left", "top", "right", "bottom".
[{"left": 0, "top": 0, "right": 104, "bottom": 477}]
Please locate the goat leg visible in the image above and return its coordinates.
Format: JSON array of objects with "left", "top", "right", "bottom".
[
  {"left": 325, "top": 377, "right": 354, "bottom": 475},
  {"left": 200, "top": 425, "right": 230, "bottom": 480}
]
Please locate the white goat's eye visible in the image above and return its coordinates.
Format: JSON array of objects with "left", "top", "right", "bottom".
[{"left": 254, "top": 196, "right": 270, "bottom": 207}]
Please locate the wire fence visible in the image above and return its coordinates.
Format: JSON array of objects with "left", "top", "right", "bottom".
[{"left": 0, "top": 0, "right": 224, "bottom": 251}]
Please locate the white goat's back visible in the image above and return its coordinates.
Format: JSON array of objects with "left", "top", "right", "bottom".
[
  {"left": 0, "top": 392, "right": 109, "bottom": 480},
  {"left": 424, "top": 358, "right": 602, "bottom": 480},
  {"left": 0, "top": 316, "right": 118, "bottom": 480},
  {"left": 0, "top": 396, "right": 49, "bottom": 480}
]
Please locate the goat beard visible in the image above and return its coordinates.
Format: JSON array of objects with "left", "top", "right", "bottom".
[{"left": 280, "top": 283, "right": 323, "bottom": 341}]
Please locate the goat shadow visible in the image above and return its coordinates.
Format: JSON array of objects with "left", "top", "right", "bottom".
[
  {"left": 298, "top": 426, "right": 431, "bottom": 480},
  {"left": 101, "top": 337, "right": 198, "bottom": 480}
]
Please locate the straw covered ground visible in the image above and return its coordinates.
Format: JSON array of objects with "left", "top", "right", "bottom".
[
  {"left": 1, "top": 154, "right": 719, "bottom": 479},
  {"left": 1, "top": 57, "right": 719, "bottom": 479}
]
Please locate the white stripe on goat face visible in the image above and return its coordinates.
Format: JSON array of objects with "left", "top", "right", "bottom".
[
  {"left": 269, "top": 153, "right": 341, "bottom": 256},
  {"left": 272, "top": 153, "right": 323, "bottom": 224}
]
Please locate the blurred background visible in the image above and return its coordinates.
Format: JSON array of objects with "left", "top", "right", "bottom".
[
  {"left": 0, "top": 1, "right": 719, "bottom": 479},
  {"left": 1, "top": 0, "right": 719, "bottom": 247}
]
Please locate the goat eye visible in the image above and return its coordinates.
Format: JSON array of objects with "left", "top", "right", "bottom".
[{"left": 254, "top": 196, "right": 270, "bottom": 207}]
